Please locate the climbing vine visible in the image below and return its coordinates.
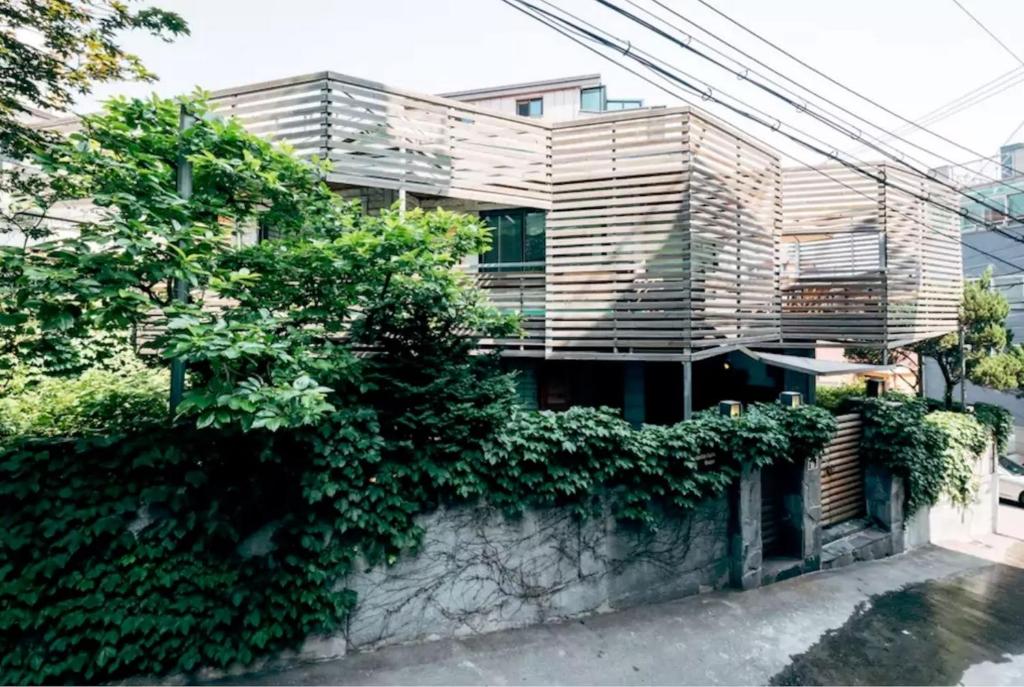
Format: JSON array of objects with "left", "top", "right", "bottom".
[
  {"left": 0, "top": 403, "right": 835, "bottom": 684},
  {"left": 861, "top": 395, "right": 993, "bottom": 513}
]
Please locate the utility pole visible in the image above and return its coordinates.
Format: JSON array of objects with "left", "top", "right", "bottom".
[{"left": 169, "top": 104, "right": 195, "bottom": 414}]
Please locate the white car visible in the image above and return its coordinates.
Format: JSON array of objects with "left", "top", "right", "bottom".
[{"left": 998, "top": 456, "right": 1024, "bottom": 506}]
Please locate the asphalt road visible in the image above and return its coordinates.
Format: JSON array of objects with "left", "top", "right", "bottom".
[{"left": 213, "top": 538, "right": 1024, "bottom": 686}]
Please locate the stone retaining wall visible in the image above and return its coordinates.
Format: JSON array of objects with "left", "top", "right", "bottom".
[{"left": 341, "top": 498, "right": 731, "bottom": 652}]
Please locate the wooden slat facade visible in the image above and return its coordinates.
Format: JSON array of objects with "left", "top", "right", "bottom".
[
  {"left": 42, "top": 71, "right": 963, "bottom": 360},
  {"left": 543, "top": 108, "right": 782, "bottom": 360},
  {"left": 820, "top": 412, "right": 865, "bottom": 527},
  {"left": 781, "top": 163, "right": 962, "bottom": 348},
  {"left": 207, "top": 79, "right": 785, "bottom": 360},
  {"left": 208, "top": 72, "right": 553, "bottom": 211}
]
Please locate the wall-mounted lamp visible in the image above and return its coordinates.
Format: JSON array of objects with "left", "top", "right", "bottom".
[{"left": 719, "top": 400, "right": 742, "bottom": 417}]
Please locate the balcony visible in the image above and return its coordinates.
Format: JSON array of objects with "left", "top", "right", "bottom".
[
  {"left": 781, "top": 164, "right": 962, "bottom": 348},
  {"left": 208, "top": 72, "right": 552, "bottom": 210},
  {"left": 208, "top": 75, "right": 786, "bottom": 362}
]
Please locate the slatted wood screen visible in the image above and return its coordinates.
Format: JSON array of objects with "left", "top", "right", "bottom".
[
  {"left": 469, "top": 268, "right": 546, "bottom": 354},
  {"left": 208, "top": 72, "right": 552, "bottom": 210},
  {"left": 544, "top": 108, "right": 782, "bottom": 360},
  {"left": 820, "top": 412, "right": 865, "bottom": 527},
  {"left": 40, "top": 73, "right": 796, "bottom": 362},
  {"left": 781, "top": 163, "right": 962, "bottom": 347}
]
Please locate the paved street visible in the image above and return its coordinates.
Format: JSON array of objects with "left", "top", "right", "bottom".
[{"left": 216, "top": 537, "right": 1024, "bottom": 686}]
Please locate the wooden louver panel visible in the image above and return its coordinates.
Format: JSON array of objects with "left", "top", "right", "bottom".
[
  {"left": 544, "top": 109, "right": 782, "bottom": 359},
  {"left": 781, "top": 163, "right": 961, "bottom": 347},
  {"left": 209, "top": 72, "right": 552, "bottom": 210},
  {"left": 820, "top": 412, "right": 865, "bottom": 527}
]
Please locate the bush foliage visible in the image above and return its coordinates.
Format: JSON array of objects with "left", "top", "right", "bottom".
[
  {"left": 0, "top": 403, "right": 836, "bottom": 683},
  {"left": 861, "top": 395, "right": 992, "bottom": 513},
  {"left": 815, "top": 381, "right": 867, "bottom": 414}
]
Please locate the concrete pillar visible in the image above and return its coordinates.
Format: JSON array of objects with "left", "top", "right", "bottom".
[
  {"left": 623, "top": 361, "right": 645, "bottom": 428},
  {"left": 730, "top": 463, "right": 762, "bottom": 590},
  {"left": 865, "top": 463, "right": 905, "bottom": 553},
  {"left": 799, "top": 460, "right": 823, "bottom": 567}
]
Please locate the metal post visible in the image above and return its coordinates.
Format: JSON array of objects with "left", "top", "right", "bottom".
[
  {"left": 683, "top": 360, "right": 693, "bottom": 419},
  {"left": 918, "top": 352, "right": 926, "bottom": 399},
  {"left": 169, "top": 104, "right": 195, "bottom": 414},
  {"left": 959, "top": 323, "right": 967, "bottom": 410},
  {"left": 398, "top": 146, "right": 407, "bottom": 217}
]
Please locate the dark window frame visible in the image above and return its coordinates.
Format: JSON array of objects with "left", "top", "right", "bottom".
[
  {"left": 479, "top": 208, "right": 546, "bottom": 272},
  {"left": 516, "top": 97, "right": 543, "bottom": 118}
]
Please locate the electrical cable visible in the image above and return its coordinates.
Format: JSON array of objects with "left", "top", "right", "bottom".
[
  {"left": 591, "top": 0, "right": 1024, "bottom": 235},
  {"left": 501, "top": 0, "right": 1024, "bottom": 273},
  {"left": 695, "top": 0, "right": 1024, "bottom": 164}
]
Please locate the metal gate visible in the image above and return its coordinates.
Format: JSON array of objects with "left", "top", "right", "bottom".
[{"left": 821, "top": 413, "right": 865, "bottom": 527}]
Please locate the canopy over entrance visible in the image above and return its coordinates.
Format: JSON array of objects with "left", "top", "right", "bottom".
[{"left": 737, "top": 347, "right": 905, "bottom": 378}]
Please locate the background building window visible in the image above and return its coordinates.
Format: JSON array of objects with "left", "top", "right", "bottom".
[
  {"left": 580, "top": 86, "right": 606, "bottom": 112},
  {"left": 1009, "top": 192, "right": 1024, "bottom": 221},
  {"left": 516, "top": 97, "right": 543, "bottom": 117},
  {"left": 479, "top": 209, "right": 546, "bottom": 271},
  {"left": 605, "top": 99, "right": 643, "bottom": 111}
]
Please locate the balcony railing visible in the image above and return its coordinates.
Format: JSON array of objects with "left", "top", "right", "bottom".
[
  {"left": 781, "top": 164, "right": 962, "bottom": 347},
  {"left": 208, "top": 72, "right": 552, "bottom": 210}
]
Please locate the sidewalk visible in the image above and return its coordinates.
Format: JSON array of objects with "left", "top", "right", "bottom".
[{"left": 214, "top": 537, "right": 1024, "bottom": 686}]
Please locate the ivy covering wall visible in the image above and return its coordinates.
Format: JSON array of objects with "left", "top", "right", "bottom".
[
  {"left": 861, "top": 395, "right": 1001, "bottom": 513},
  {"left": 0, "top": 403, "right": 835, "bottom": 684}
]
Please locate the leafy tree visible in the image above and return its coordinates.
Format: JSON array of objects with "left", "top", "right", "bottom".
[
  {"left": 1, "top": 93, "right": 519, "bottom": 432},
  {"left": 912, "top": 268, "right": 1024, "bottom": 407},
  {"left": 0, "top": 93, "right": 355, "bottom": 386},
  {"left": 0, "top": 0, "right": 187, "bottom": 161}
]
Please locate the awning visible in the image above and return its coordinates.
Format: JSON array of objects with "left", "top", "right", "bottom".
[{"left": 736, "top": 347, "right": 906, "bottom": 377}]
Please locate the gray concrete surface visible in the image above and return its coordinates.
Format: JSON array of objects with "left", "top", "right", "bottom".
[{"left": 210, "top": 539, "right": 1024, "bottom": 686}]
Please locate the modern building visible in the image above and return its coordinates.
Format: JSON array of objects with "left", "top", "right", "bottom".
[
  {"left": 25, "top": 68, "right": 966, "bottom": 562},
  {"left": 31, "top": 70, "right": 962, "bottom": 426},
  {"left": 950, "top": 142, "right": 1024, "bottom": 340}
]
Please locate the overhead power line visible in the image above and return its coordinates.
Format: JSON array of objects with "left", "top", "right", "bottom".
[
  {"left": 500, "top": 0, "right": 1024, "bottom": 274},
  {"left": 629, "top": 0, "right": 1024, "bottom": 197},
  {"left": 694, "top": 0, "right": 1024, "bottom": 166},
  {"left": 951, "top": 0, "right": 1024, "bottom": 67},
  {"left": 589, "top": 0, "right": 1024, "bottom": 238}
]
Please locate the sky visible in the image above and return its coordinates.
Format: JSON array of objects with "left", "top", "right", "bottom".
[{"left": 80, "top": 0, "right": 1024, "bottom": 174}]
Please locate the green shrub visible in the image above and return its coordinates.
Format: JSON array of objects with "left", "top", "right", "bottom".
[
  {"left": 862, "top": 394, "right": 991, "bottom": 513},
  {"left": 924, "top": 411, "right": 989, "bottom": 508},
  {"left": 0, "top": 402, "right": 835, "bottom": 683},
  {"left": 0, "top": 357, "right": 167, "bottom": 441},
  {"left": 973, "top": 402, "right": 1013, "bottom": 455},
  {"left": 815, "top": 381, "right": 866, "bottom": 414}
]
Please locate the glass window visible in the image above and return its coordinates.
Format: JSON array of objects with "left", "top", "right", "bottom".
[
  {"left": 525, "top": 211, "right": 545, "bottom": 262},
  {"left": 605, "top": 99, "right": 643, "bottom": 111},
  {"left": 580, "top": 86, "right": 606, "bottom": 112},
  {"left": 479, "top": 209, "right": 546, "bottom": 271},
  {"left": 516, "top": 98, "right": 543, "bottom": 118},
  {"left": 1009, "top": 192, "right": 1024, "bottom": 219},
  {"left": 497, "top": 212, "right": 523, "bottom": 266}
]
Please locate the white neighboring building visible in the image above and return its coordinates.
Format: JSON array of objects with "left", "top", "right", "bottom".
[{"left": 440, "top": 73, "right": 643, "bottom": 120}]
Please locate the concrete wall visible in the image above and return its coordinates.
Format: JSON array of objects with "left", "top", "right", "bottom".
[
  {"left": 340, "top": 499, "right": 731, "bottom": 652},
  {"left": 904, "top": 443, "right": 999, "bottom": 548}
]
